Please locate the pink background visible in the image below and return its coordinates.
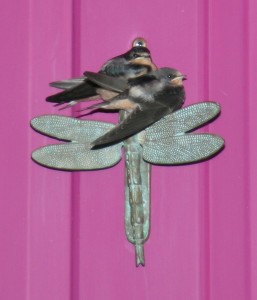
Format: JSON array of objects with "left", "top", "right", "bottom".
[{"left": 1, "top": 0, "right": 257, "bottom": 299}]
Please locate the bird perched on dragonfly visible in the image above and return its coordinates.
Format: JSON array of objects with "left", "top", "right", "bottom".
[
  {"left": 46, "top": 38, "right": 157, "bottom": 109},
  {"left": 83, "top": 67, "right": 186, "bottom": 148}
]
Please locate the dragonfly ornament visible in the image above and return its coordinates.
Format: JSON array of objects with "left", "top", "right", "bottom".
[
  {"left": 31, "top": 100, "right": 224, "bottom": 266},
  {"left": 31, "top": 38, "right": 224, "bottom": 266}
]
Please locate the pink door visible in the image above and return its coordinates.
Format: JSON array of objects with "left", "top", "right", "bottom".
[{"left": 1, "top": 0, "right": 257, "bottom": 299}]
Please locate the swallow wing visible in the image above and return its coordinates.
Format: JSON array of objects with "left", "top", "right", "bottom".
[
  {"left": 92, "top": 103, "right": 170, "bottom": 148},
  {"left": 145, "top": 101, "right": 220, "bottom": 138},
  {"left": 142, "top": 102, "right": 224, "bottom": 164},
  {"left": 31, "top": 115, "right": 122, "bottom": 170},
  {"left": 49, "top": 76, "right": 86, "bottom": 90},
  {"left": 85, "top": 71, "right": 128, "bottom": 93}
]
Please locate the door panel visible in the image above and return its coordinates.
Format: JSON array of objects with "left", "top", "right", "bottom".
[{"left": 0, "top": 0, "right": 256, "bottom": 299}]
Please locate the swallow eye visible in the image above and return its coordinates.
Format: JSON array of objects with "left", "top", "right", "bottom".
[
  {"left": 167, "top": 74, "right": 173, "bottom": 79},
  {"left": 133, "top": 53, "right": 140, "bottom": 58}
]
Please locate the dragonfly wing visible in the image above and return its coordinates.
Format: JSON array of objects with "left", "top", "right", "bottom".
[
  {"left": 145, "top": 102, "right": 220, "bottom": 140},
  {"left": 31, "top": 115, "right": 116, "bottom": 143},
  {"left": 31, "top": 115, "right": 122, "bottom": 170},
  {"left": 32, "top": 143, "right": 122, "bottom": 170},
  {"left": 143, "top": 133, "right": 224, "bottom": 165},
  {"left": 85, "top": 71, "right": 128, "bottom": 93}
]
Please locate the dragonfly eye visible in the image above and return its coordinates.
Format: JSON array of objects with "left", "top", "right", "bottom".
[{"left": 132, "top": 38, "right": 147, "bottom": 47}]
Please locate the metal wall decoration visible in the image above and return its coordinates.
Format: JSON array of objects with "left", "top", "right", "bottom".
[{"left": 31, "top": 39, "right": 224, "bottom": 266}]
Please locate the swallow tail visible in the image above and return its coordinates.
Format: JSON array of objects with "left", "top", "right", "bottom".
[
  {"left": 49, "top": 77, "right": 85, "bottom": 90},
  {"left": 46, "top": 81, "right": 98, "bottom": 103}
]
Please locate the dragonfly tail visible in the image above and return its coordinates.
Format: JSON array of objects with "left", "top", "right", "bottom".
[{"left": 135, "top": 244, "right": 145, "bottom": 267}]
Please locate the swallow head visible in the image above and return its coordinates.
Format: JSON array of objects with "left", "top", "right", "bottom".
[
  {"left": 156, "top": 68, "right": 187, "bottom": 86},
  {"left": 125, "top": 47, "right": 152, "bottom": 62},
  {"left": 130, "top": 38, "right": 158, "bottom": 71}
]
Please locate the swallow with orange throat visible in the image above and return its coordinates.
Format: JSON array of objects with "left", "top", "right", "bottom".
[
  {"left": 83, "top": 67, "right": 186, "bottom": 148},
  {"left": 46, "top": 38, "right": 157, "bottom": 109}
]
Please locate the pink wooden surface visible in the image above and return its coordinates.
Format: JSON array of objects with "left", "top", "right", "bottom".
[{"left": 1, "top": 0, "right": 257, "bottom": 299}]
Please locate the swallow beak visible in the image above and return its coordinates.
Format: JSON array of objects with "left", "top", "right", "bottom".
[
  {"left": 134, "top": 53, "right": 151, "bottom": 61},
  {"left": 143, "top": 56, "right": 151, "bottom": 62},
  {"left": 144, "top": 54, "right": 151, "bottom": 60},
  {"left": 131, "top": 53, "right": 153, "bottom": 68},
  {"left": 171, "top": 75, "right": 186, "bottom": 86}
]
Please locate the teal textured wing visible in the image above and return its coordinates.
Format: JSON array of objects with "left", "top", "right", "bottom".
[
  {"left": 32, "top": 143, "right": 122, "bottom": 170},
  {"left": 31, "top": 115, "right": 122, "bottom": 170},
  {"left": 143, "top": 133, "right": 224, "bottom": 165},
  {"left": 31, "top": 115, "right": 116, "bottom": 143}
]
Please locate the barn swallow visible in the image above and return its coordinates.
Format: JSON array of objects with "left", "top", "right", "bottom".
[
  {"left": 46, "top": 41, "right": 157, "bottom": 108},
  {"left": 87, "top": 68, "right": 186, "bottom": 148}
]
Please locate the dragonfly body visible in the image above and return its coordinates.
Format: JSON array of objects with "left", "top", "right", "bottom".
[
  {"left": 31, "top": 102, "right": 224, "bottom": 266},
  {"left": 121, "top": 111, "right": 150, "bottom": 266}
]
